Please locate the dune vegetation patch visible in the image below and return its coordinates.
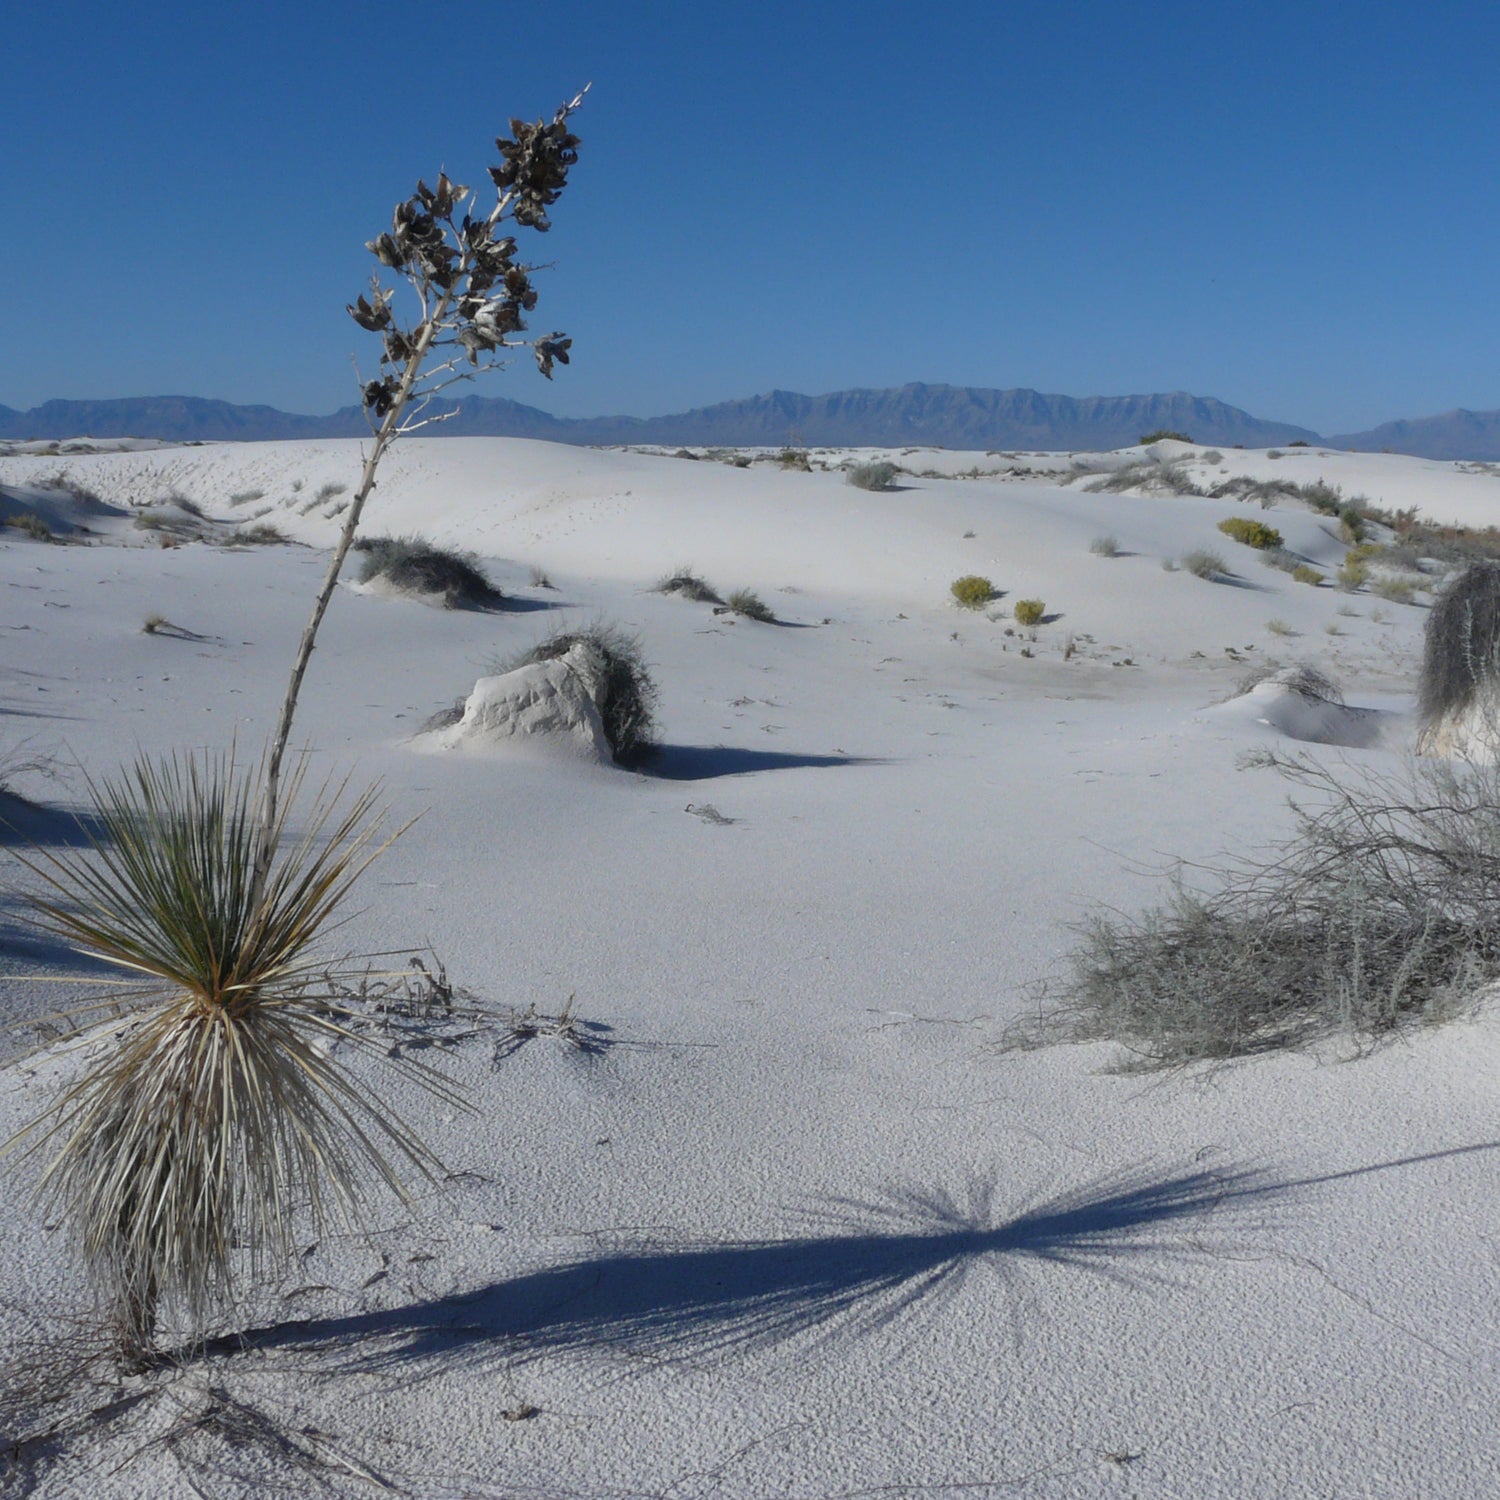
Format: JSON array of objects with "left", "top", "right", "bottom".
[{"left": 354, "top": 534, "right": 506, "bottom": 609}]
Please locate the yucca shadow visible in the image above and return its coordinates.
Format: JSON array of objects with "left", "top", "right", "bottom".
[
  {"left": 219, "top": 1164, "right": 1275, "bottom": 1374},
  {"left": 642, "top": 746, "right": 883, "bottom": 781},
  {"left": 0, "top": 794, "right": 109, "bottom": 849}
]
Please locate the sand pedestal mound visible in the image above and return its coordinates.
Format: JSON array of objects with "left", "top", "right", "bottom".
[{"left": 422, "top": 645, "right": 612, "bottom": 762}]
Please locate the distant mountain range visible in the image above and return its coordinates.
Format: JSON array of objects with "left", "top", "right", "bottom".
[{"left": 4, "top": 383, "right": 1500, "bottom": 459}]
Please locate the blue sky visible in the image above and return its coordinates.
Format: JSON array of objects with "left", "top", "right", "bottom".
[{"left": 5, "top": 0, "right": 1498, "bottom": 433}]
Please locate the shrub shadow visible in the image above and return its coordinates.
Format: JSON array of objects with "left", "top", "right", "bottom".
[
  {"left": 641, "top": 746, "right": 884, "bottom": 781},
  {"left": 0, "top": 795, "right": 108, "bottom": 848},
  {"left": 215, "top": 1163, "right": 1278, "bottom": 1375}
]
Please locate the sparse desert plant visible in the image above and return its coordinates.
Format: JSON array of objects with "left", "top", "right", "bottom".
[
  {"left": 315, "top": 482, "right": 348, "bottom": 503},
  {"left": 1217, "top": 517, "right": 1284, "bottom": 550},
  {"left": 228, "top": 489, "right": 265, "bottom": 506},
  {"left": 5, "top": 754, "right": 452, "bottom": 1364},
  {"left": 951, "top": 575, "right": 995, "bottom": 609},
  {"left": 1088, "top": 461, "right": 1204, "bottom": 497},
  {"left": 1339, "top": 505, "right": 1367, "bottom": 544},
  {"left": 1267, "top": 450, "right": 1284, "bottom": 460},
  {"left": 1012, "top": 598, "right": 1046, "bottom": 627},
  {"left": 1089, "top": 534, "right": 1119, "bottom": 558},
  {"left": 527, "top": 564, "right": 555, "bottom": 589},
  {"left": 3, "top": 513, "right": 52, "bottom": 541},
  {"left": 1301, "top": 480, "right": 1342, "bottom": 514},
  {"left": 1181, "top": 549, "right": 1227, "bottom": 580},
  {"left": 1235, "top": 661, "right": 1342, "bottom": 704},
  {"left": 1016, "top": 748, "right": 1500, "bottom": 1066},
  {"left": 653, "top": 568, "right": 722, "bottom": 604},
  {"left": 1139, "top": 429, "right": 1192, "bottom": 444},
  {"left": 1337, "top": 554, "right": 1370, "bottom": 591},
  {"left": 5, "top": 94, "right": 587, "bottom": 1370},
  {"left": 1292, "top": 564, "right": 1325, "bottom": 586},
  {"left": 1259, "top": 547, "right": 1300, "bottom": 573},
  {"left": 845, "top": 460, "right": 898, "bottom": 491},
  {"left": 1417, "top": 562, "right": 1500, "bottom": 755},
  {"left": 726, "top": 587, "right": 776, "bottom": 622},
  {"left": 777, "top": 447, "right": 811, "bottom": 471},
  {"left": 1266, "top": 618, "right": 1295, "bottom": 636},
  {"left": 1372, "top": 576, "right": 1417, "bottom": 604},
  {"left": 354, "top": 534, "right": 505, "bottom": 609},
  {"left": 498, "top": 624, "right": 658, "bottom": 762},
  {"left": 233, "top": 523, "right": 290, "bottom": 545}
]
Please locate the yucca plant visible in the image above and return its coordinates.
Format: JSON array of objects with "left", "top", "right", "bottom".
[{"left": 8, "top": 754, "right": 456, "bottom": 1365}]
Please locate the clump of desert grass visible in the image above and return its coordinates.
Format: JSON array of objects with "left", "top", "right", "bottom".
[
  {"left": 1014, "top": 748, "right": 1500, "bottom": 1068},
  {"left": 845, "top": 460, "right": 899, "bottom": 491},
  {"left": 1417, "top": 562, "right": 1500, "bottom": 755},
  {"left": 725, "top": 588, "right": 776, "bottom": 622},
  {"left": 493, "top": 624, "right": 659, "bottom": 763},
  {"left": 353, "top": 534, "right": 505, "bottom": 609},
  {"left": 653, "top": 568, "right": 722, "bottom": 604},
  {"left": 5, "top": 753, "right": 453, "bottom": 1366}
]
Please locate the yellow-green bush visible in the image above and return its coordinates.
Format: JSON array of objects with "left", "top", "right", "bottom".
[
  {"left": 1291, "top": 564, "right": 1324, "bottom": 586},
  {"left": 1217, "top": 517, "right": 1285, "bottom": 550},
  {"left": 1012, "top": 598, "right": 1046, "bottom": 627},
  {"left": 951, "top": 575, "right": 995, "bottom": 609},
  {"left": 1337, "top": 555, "right": 1369, "bottom": 591}
]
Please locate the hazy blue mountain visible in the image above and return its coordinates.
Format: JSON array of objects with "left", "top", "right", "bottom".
[
  {"left": 1329, "top": 409, "right": 1500, "bottom": 462},
  {"left": 0, "top": 384, "right": 1322, "bottom": 450},
  {"left": 21, "top": 383, "right": 1500, "bottom": 455}
]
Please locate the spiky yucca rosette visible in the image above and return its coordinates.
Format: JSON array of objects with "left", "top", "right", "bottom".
[{"left": 7, "top": 752, "right": 456, "bottom": 1364}]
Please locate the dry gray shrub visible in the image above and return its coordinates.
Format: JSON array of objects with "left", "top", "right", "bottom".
[
  {"left": 1017, "top": 750, "right": 1500, "bottom": 1067},
  {"left": 1418, "top": 562, "right": 1500, "bottom": 734},
  {"left": 354, "top": 534, "right": 505, "bottom": 609},
  {"left": 1089, "top": 534, "right": 1120, "bottom": 557},
  {"left": 845, "top": 460, "right": 899, "bottom": 491},
  {"left": 654, "top": 568, "right": 722, "bottom": 604},
  {"left": 1181, "top": 549, "right": 1227, "bottom": 580}
]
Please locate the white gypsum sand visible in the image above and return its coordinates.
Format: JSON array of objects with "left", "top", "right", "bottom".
[{"left": 1, "top": 436, "right": 1498, "bottom": 1498}]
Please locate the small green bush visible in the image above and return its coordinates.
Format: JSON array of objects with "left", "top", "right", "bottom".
[
  {"left": 726, "top": 588, "right": 775, "bottom": 622},
  {"left": 1217, "top": 517, "right": 1285, "bottom": 550},
  {"left": 1339, "top": 505, "right": 1367, "bottom": 544},
  {"left": 1338, "top": 555, "right": 1370, "bottom": 591},
  {"left": 951, "top": 575, "right": 995, "bottom": 609},
  {"left": 1139, "top": 429, "right": 1192, "bottom": 444},
  {"left": 846, "top": 460, "right": 899, "bottom": 491},
  {"left": 1292, "top": 564, "right": 1325, "bottom": 586},
  {"left": 1372, "top": 576, "right": 1416, "bottom": 603},
  {"left": 1182, "top": 549, "right": 1227, "bottom": 580},
  {"left": 1012, "top": 598, "right": 1046, "bottom": 627},
  {"left": 1301, "top": 480, "right": 1342, "bottom": 514}
]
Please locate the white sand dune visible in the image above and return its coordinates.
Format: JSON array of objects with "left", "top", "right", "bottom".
[{"left": 2, "top": 437, "right": 1498, "bottom": 1498}]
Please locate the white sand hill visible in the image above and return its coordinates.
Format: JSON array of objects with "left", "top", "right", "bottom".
[{"left": 1, "top": 436, "right": 1498, "bottom": 1498}]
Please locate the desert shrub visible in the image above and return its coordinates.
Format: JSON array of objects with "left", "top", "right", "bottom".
[
  {"left": 1217, "top": 517, "right": 1284, "bottom": 550},
  {"left": 1208, "top": 476, "right": 1301, "bottom": 508},
  {"left": 1267, "top": 450, "right": 1284, "bottom": 460},
  {"left": 7, "top": 754, "right": 448, "bottom": 1363},
  {"left": 951, "top": 575, "right": 995, "bottom": 609},
  {"left": 1088, "top": 461, "right": 1204, "bottom": 497},
  {"left": 1372, "top": 576, "right": 1417, "bottom": 604},
  {"left": 228, "top": 489, "right": 265, "bottom": 505},
  {"left": 1339, "top": 505, "right": 1367, "bottom": 544},
  {"left": 846, "top": 460, "right": 899, "bottom": 491},
  {"left": 726, "top": 587, "right": 776, "bottom": 622},
  {"left": 1181, "top": 549, "right": 1226, "bottom": 580},
  {"left": 1139, "top": 429, "right": 1191, "bottom": 444},
  {"left": 527, "top": 565, "right": 555, "bottom": 589},
  {"left": 354, "top": 534, "right": 504, "bottom": 609},
  {"left": 653, "top": 568, "right": 722, "bottom": 604},
  {"left": 1337, "top": 555, "right": 1369, "bottom": 591},
  {"left": 1418, "top": 562, "right": 1500, "bottom": 734},
  {"left": 1292, "top": 564, "right": 1325, "bottom": 586},
  {"left": 1301, "top": 480, "right": 1342, "bottom": 514},
  {"left": 1266, "top": 618, "right": 1294, "bottom": 636},
  {"left": 1012, "top": 598, "right": 1046, "bottom": 627},
  {"left": 501, "top": 625, "right": 659, "bottom": 763},
  {"left": 1017, "top": 749, "right": 1500, "bottom": 1066},
  {"left": 1288, "top": 440, "right": 1310, "bottom": 447},
  {"left": 1089, "top": 534, "right": 1119, "bottom": 557},
  {"left": 233, "top": 523, "right": 290, "bottom": 545},
  {"left": 1200, "top": 450, "right": 1223, "bottom": 465},
  {"left": 315, "top": 481, "right": 348, "bottom": 502},
  {"left": 3, "top": 513, "right": 52, "bottom": 541},
  {"left": 1259, "top": 547, "right": 1300, "bottom": 573},
  {"left": 777, "top": 447, "right": 811, "bottom": 471}
]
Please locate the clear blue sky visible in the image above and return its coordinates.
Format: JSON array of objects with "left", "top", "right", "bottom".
[{"left": 5, "top": 0, "right": 1498, "bottom": 433}]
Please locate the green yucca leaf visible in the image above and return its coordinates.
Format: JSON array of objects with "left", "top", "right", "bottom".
[{"left": 5, "top": 748, "right": 458, "bottom": 1362}]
